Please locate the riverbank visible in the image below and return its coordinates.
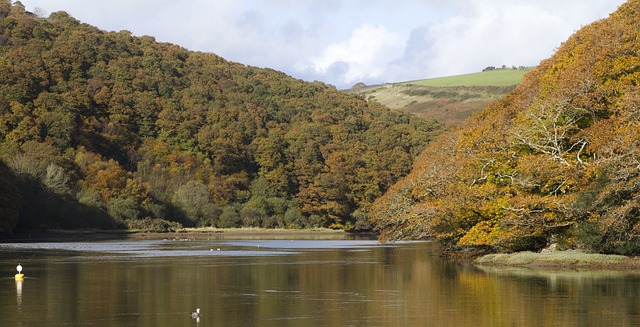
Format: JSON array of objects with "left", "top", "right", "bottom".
[
  {"left": 0, "top": 227, "right": 364, "bottom": 242},
  {"left": 474, "top": 249, "right": 640, "bottom": 271},
  {"left": 132, "top": 227, "right": 364, "bottom": 240}
]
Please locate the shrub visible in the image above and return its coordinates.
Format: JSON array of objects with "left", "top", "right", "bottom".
[
  {"left": 107, "top": 196, "right": 142, "bottom": 221},
  {"left": 218, "top": 205, "right": 241, "bottom": 228},
  {"left": 123, "top": 217, "right": 182, "bottom": 232}
]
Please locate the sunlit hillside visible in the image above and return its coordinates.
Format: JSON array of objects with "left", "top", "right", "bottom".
[
  {"left": 350, "top": 68, "right": 532, "bottom": 125},
  {"left": 371, "top": 0, "right": 640, "bottom": 255},
  {"left": 405, "top": 68, "right": 533, "bottom": 87}
]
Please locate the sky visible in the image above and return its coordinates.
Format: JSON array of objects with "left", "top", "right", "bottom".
[{"left": 19, "top": 0, "right": 628, "bottom": 89}]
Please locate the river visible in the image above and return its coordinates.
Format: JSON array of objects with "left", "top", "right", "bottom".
[{"left": 2, "top": 235, "right": 640, "bottom": 326}]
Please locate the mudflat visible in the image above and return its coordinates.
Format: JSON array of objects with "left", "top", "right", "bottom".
[{"left": 475, "top": 249, "right": 640, "bottom": 271}]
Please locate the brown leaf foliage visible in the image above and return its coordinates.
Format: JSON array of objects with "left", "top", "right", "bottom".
[{"left": 372, "top": 0, "right": 640, "bottom": 254}]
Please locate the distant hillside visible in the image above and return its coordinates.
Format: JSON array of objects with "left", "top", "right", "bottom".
[
  {"left": 405, "top": 68, "right": 533, "bottom": 87},
  {"left": 350, "top": 73, "right": 523, "bottom": 125},
  {"left": 0, "top": 2, "right": 440, "bottom": 233},
  {"left": 371, "top": 0, "right": 640, "bottom": 255}
]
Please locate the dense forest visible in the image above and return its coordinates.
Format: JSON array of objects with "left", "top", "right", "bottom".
[
  {"left": 371, "top": 0, "right": 640, "bottom": 255},
  {"left": 0, "top": 1, "right": 440, "bottom": 233}
]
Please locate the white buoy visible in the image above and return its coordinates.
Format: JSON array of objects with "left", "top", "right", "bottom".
[{"left": 17, "top": 264, "right": 22, "bottom": 274}]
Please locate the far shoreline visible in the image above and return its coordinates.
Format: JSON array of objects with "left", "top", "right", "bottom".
[{"left": 0, "top": 227, "right": 373, "bottom": 242}]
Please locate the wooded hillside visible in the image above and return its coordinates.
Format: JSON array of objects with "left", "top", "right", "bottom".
[
  {"left": 0, "top": 2, "right": 440, "bottom": 233},
  {"left": 371, "top": 0, "right": 640, "bottom": 255}
]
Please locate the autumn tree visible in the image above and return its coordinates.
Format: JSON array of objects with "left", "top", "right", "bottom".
[{"left": 372, "top": 0, "right": 640, "bottom": 255}]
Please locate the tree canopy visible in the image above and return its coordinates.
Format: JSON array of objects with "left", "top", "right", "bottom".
[
  {"left": 371, "top": 0, "right": 640, "bottom": 255},
  {"left": 0, "top": 1, "right": 440, "bottom": 233}
]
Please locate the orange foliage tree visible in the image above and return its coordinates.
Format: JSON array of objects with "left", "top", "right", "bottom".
[{"left": 372, "top": 0, "right": 640, "bottom": 255}]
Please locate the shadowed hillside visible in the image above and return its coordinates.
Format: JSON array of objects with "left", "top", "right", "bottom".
[{"left": 371, "top": 0, "right": 640, "bottom": 255}]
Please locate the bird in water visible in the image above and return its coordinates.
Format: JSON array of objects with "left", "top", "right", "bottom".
[{"left": 191, "top": 308, "right": 201, "bottom": 320}]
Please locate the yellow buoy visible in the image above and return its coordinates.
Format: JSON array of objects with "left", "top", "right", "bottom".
[{"left": 15, "top": 263, "right": 24, "bottom": 281}]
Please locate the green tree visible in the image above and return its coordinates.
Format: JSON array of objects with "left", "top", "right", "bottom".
[{"left": 0, "top": 161, "right": 22, "bottom": 233}]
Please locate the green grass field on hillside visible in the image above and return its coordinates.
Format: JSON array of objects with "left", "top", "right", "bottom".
[{"left": 404, "top": 68, "right": 533, "bottom": 87}]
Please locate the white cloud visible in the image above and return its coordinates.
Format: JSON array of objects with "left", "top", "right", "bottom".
[
  {"left": 376, "top": 0, "right": 627, "bottom": 83},
  {"left": 424, "top": 3, "right": 568, "bottom": 76},
  {"left": 307, "top": 24, "right": 406, "bottom": 87}
]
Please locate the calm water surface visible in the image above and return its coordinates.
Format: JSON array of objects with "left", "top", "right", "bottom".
[{"left": 2, "top": 236, "right": 640, "bottom": 326}]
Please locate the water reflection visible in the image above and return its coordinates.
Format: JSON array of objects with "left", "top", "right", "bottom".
[
  {"left": 1, "top": 239, "right": 640, "bottom": 326},
  {"left": 474, "top": 265, "right": 640, "bottom": 325},
  {"left": 15, "top": 279, "right": 22, "bottom": 308}
]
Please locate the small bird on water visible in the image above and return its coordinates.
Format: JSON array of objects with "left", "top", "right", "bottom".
[{"left": 191, "top": 308, "right": 201, "bottom": 319}]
